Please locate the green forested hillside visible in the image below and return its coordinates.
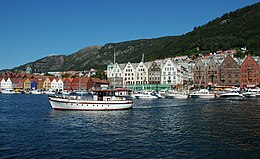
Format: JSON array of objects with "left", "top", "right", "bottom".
[{"left": 10, "top": 2, "right": 260, "bottom": 72}]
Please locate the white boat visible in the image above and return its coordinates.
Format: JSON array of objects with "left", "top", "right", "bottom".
[
  {"left": 219, "top": 91, "right": 244, "bottom": 98},
  {"left": 133, "top": 91, "right": 161, "bottom": 99},
  {"left": 48, "top": 89, "right": 133, "bottom": 111},
  {"left": 30, "top": 90, "right": 42, "bottom": 94},
  {"left": 43, "top": 90, "right": 56, "bottom": 95},
  {"left": 189, "top": 89, "right": 215, "bottom": 99},
  {"left": 1, "top": 89, "right": 16, "bottom": 94},
  {"left": 164, "top": 91, "right": 188, "bottom": 99},
  {"left": 242, "top": 89, "right": 260, "bottom": 98}
]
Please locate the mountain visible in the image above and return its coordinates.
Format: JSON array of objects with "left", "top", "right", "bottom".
[{"left": 9, "top": 2, "right": 260, "bottom": 73}]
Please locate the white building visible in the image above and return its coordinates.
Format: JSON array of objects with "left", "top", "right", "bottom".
[
  {"left": 123, "top": 62, "right": 137, "bottom": 86},
  {"left": 161, "top": 58, "right": 179, "bottom": 85},
  {"left": 107, "top": 63, "right": 124, "bottom": 87},
  {"left": 135, "top": 61, "right": 149, "bottom": 85},
  {"left": 6, "top": 78, "right": 13, "bottom": 90},
  {"left": 0, "top": 78, "right": 6, "bottom": 90},
  {"left": 50, "top": 78, "right": 58, "bottom": 91},
  {"left": 57, "top": 78, "right": 64, "bottom": 91}
]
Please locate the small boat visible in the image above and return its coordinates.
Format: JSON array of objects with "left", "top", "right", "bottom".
[
  {"left": 44, "top": 91, "right": 56, "bottom": 95},
  {"left": 189, "top": 89, "right": 215, "bottom": 99},
  {"left": 1, "top": 89, "right": 16, "bottom": 94},
  {"left": 133, "top": 91, "right": 161, "bottom": 99},
  {"left": 219, "top": 91, "right": 244, "bottom": 98},
  {"left": 164, "top": 91, "right": 188, "bottom": 99},
  {"left": 48, "top": 89, "right": 133, "bottom": 111},
  {"left": 30, "top": 90, "right": 42, "bottom": 94},
  {"left": 242, "top": 89, "right": 260, "bottom": 98}
]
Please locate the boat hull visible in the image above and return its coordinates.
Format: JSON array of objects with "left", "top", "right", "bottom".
[
  {"left": 189, "top": 94, "right": 215, "bottom": 99},
  {"left": 219, "top": 94, "right": 244, "bottom": 98},
  {"left": 165, "top": 94, "right": 188, "bottom": 99},
  {"left": 48, "top": 96, "right": 133, "bottom": 111}
]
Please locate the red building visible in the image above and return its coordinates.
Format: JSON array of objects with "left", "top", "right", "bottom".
[
  {"left": 240, "top": 54, "right": 260, "bottom": 88},
  {"left": 219, "top": 54, "right": 240, "bottom": 86},
  {"left": 62, "top": 78, "right": 73, "bottom": 90},
  {"left": 79, "top": 77, "right": 94, "bottom": 90}
]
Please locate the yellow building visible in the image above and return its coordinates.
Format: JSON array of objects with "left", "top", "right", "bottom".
[
  {"left": 43, "top": 77, "right": 53, "bottom": 90},
  {"left": 23, "top": 78, "right": 31, "bottom": 90}
]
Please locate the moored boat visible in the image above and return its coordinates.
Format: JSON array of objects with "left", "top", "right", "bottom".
[
  {"left": 219, "top": 91, "right": 244, "bottom": 98},
  {"left": 189, "top": 89, "right": 215, "bottom": 99},
  {"left": 1, "top": 89, "right": 16, "bottom": 94},
  {"left": 164, "top": 91, "right": 188, "bottom": 99},
  {"left": 48, "top": 89, "right": 133, "bottom": 111},
  {"left": 133, "top": 91, "right": 161, "bottom": 99}
]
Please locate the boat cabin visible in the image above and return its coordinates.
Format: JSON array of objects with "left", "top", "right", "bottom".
[{"left": 93, "top": 89, "right": 132, "bottom": 101}]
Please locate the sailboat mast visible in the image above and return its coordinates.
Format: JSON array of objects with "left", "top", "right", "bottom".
[{"left": 113, "top": 47, "right": 116, "bottom": 89}]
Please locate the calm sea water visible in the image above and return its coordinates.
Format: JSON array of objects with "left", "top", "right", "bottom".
[{"left": 0, "top": 94, "right": 259, "bottom": 158}]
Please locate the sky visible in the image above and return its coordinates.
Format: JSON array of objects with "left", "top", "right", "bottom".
[{"left": 0, "top": 0, "right": 259, "bottom": 70}]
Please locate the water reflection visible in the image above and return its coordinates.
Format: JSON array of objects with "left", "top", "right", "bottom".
[{"left": 42, "top": 97, "right": 260, "bottom": 158}]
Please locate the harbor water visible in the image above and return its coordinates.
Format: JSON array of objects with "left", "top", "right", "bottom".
[{"left": 0, "top": 94, "right": 259, "bottom": 158}]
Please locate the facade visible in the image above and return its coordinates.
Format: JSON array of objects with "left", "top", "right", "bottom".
[
  {"left": 71, "top": 77, "right": 80, "bottom": 90},
  {"left": 161, "top": 59, "right": 179, "bottom": 85},
  {"left": 0, "top": 78, "right": 6, "bottom": 90},
  {"left": 63, "top": 78, "right": 73, "bottom": 90},
  {"left": 57, "top": 78, "right": 64, "bottom": 91},
  {"left": 31, "top": 80, "right": 38, "bottom": 90},
  {"left": 240, "top": 54, "right": 260, "bottom": 88},
  {"left": 6, "top": 78, "right": 12, "bottom": 90},
  {"left": 92, "top": 78, "right": 109, "bottom": 90},
  {"left": 17, "top": 79, "right": 25, "bottom": 90},
  {"left": 37, "top": 78, "right": 44, "bottom": 90},
  {"left": 78, "top": 77, "right": 90, "bottom": 90},
  {"left": 123, "top": 62, "right": 136, "bottom": 86},
  {"left": 148, "top": 61, "right": 161, "bottom": 84},
  {"left": 219, "top": 54, "right": 240, "bottom": 86},
  {"left": 24, "top": 78, "right": 31, "bottom": 90},
  {"left": 43, "top": 77, "right": 52, "bottom": 90},
  {"left": 193, "top": 59, "right": 206, "bottom": 88},
  {"left": 206, "top": 58, "right": 219, "bottom": 86},
  {"left": 107, "top": 63, "right": 124, "bottom": 88},
  {"left": 135, "top": 61, "right": 148, "bottom": 85}
]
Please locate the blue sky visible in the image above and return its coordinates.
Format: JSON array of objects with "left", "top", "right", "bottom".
[{"left": 0, "top": 0, "right": 259, "bottom": 70}]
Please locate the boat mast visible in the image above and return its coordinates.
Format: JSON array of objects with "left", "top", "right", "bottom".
[{"left": 113, "top": 47, "right": 116, "bottom": 89}]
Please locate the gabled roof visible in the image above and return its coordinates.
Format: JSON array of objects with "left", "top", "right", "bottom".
[
  {"left": 10, "top": 78, "right": 20, "bottom": 83},
  {"left": 91, "top": 78, "right": 108, "bottom": 84}
]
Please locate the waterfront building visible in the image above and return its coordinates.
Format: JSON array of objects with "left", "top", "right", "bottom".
[
  {"left": 193, "top": 59, "right": 207, "bottom": 88},
  {"left": 83, "top": 77, "right": 95, "bottom": 90},
  {"left": 62, "top": 78, "right": 73, "bottom": 90},
  {"left": 107, "top": 63, "right": 124, "bottom": 88},
  {"left": 219, "top": 54, "right": 240, "bottom": 86},
  {"left": 24, "top": 78, "right": 31, "bottom": 90},
  {"left": 135, "top": 61, "right": 149, "bottom": 85},
  {"left": 240, "top": 54, "right": 260, "bottom": 88},
  {"left": 123, "top": 62, "right": 137, "bottom": 86},
  {"left": 16, "top": 79, "right": 25, "bottom": 90},
  {"left": 160, "top": 58, "right": 179, "bottom": 85},
  {"left": 0, "top": 78, "right": 6, "bottom": 90},
  {"left": 30, "top": 79, "right": 38, "bottom": 90},
  {"left": 148, "top": 61, "right": 161, "bottom": 84},
  {"left": 5, "top": 78, "right": 13, "bottom": 90},
  {"left": 206, "top": 58, "right": 219, "bottom": 86},
  {"left": 91, "top": 78, "right": 109, "bottom": 90},
  {"left": 11, "top": 78, "right": 21, "bottom": 90},
  {"left": 71, "top": 77, "right": 80, "bottom": 90},
  {"left": 57, "top": 78, "right": 64, "bottom": 91},
  {"left": 78, "top": 77, "right": 87, "bottom": 90},
  {"left": 37, "top": 78, "right": 44, "bottom": 90},
  {"left": 43, "top": 77, "right": 53, "bottom": 90}
]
